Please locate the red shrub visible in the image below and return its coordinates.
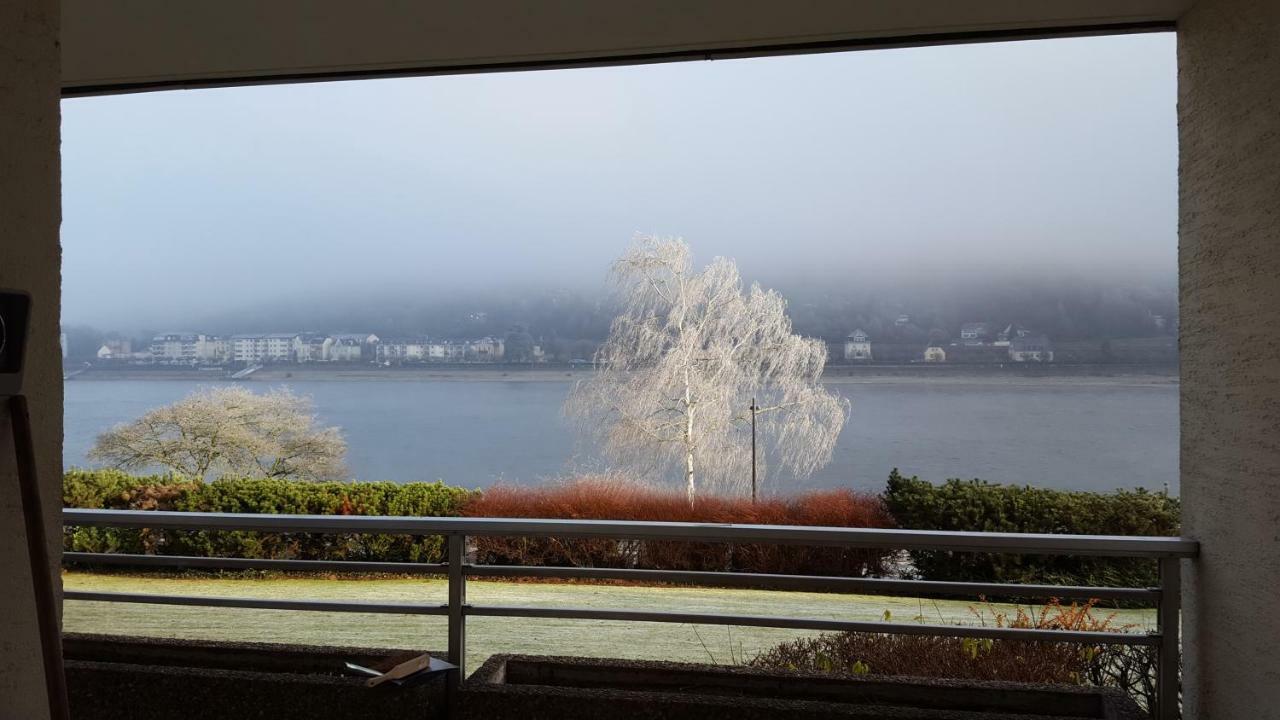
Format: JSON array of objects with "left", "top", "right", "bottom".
[{"left": 463, "top": 477, "right": 895, "bottom": 577}]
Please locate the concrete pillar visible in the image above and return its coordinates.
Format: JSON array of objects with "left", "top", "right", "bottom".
[
  {"left": 1178, "top": 0, "right": 1280, "bottom": 717},
  {"left": 0, "top": 0, "right": 62, "bottom": 718}
]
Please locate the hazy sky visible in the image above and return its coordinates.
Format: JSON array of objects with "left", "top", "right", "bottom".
[{"left": 61, "top": 33, "right": 1176, "bottom": 330}]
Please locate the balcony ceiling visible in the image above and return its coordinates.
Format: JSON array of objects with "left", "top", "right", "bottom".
[{"left": 62, "top": 0, "right": 1192, "bottom": 95}]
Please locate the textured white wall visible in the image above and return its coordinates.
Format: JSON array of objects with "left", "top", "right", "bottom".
[
  {"left": 1178, "top": 0, "right": 1280, "bottom": 716},
  {"left": 0, "top": 0, "right": 62, "bottom": 718}
]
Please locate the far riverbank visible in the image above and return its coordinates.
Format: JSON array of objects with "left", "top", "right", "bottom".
[{"left": 68, "top": 362, "right": 1178, "bottom": 386}]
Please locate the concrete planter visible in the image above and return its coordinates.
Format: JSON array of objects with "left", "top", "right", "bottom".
[
  {"left": 64, "top": 633, "right": 447, "bottom": 720},
  {"left": 463, "top": 655, "right": 1145, "bottom": 720}
]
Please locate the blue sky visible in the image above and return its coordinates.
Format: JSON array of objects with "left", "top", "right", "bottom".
[{"left": 61, "top": 32, "right": 1176, "bottom": 329}]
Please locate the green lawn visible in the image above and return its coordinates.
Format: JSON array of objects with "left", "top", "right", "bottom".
[{"left": 63, "top": 571, "right": 1156, "bottom": 669}]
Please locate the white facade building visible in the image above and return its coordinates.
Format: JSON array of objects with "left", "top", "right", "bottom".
[
  {"left": 151, "top": 332, "right": 225, "bottom": 365},
  {"left": 294, "top": 334, "right": 329, "bottom": 362},
  {"left": 327, "top": 337, "right": 363, "bottom": 362},
  {"left": 433, "top": 341, "right": 466, "bottom": 361},
  {"left": 230, "top": 334, "right": 267, "bottom": 363},
  {"left": 376, "top": 338, "right": 432, "bottom": 363},
  {"left": 844, "top": 329, "right": 872, "bottom": 361},
  {"left": 264, "top": 333, "right": 297, "bottom": 362},
  {"left": 96, "top": 339, "right": 132, "bottom": 360},
  {"left": 466, "top": 337, "right": 504, "bottom": 361},
  {"left": 202, "top": 336, "right": 229, "bottom": 364},
  {"left": 229, "top": 333, "right": 296, "bottom": 363},
  {"left": 1009, "top": 335, "right": 1054, "bottom": 362}
]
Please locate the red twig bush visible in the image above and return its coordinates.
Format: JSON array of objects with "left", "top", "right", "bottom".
[{"left": 462, "top": 476, "right": 895, "bottom": 577}]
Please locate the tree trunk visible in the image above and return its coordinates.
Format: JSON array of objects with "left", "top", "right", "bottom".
[
  {"left": 685, "top": 443, "right": 695, "bottom": 507},
  {"left": 684, "top": 366, "right": 696, "bottom": 507}
]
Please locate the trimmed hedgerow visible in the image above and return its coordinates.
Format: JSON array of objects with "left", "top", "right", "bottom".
[
  {"left": 63, "top": 470, "right": 474, "bottom": 564},
  {"left": 464, "top": 476, "right": 897, "bottom": 577},
  {"left": 63, "top": 471, "right": 895, "bottom": 576},
  {"left": 883, "top": 469, "right": 1180, "bottom": 588},
  {"left": 63, "top": 469, "right": 1181, "bottom": 589}
]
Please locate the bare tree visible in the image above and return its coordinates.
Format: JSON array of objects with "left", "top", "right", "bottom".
[
  {"left": 90, "top": 386, "right": 347, "bottom": 481},
  {"left": 566, "top": 236, "right": 848, "bottom": 504}
]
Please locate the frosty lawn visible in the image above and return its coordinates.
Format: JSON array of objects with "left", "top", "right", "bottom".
[{"left": 63, "top": 572, "right": 1156, "bottom": 669}]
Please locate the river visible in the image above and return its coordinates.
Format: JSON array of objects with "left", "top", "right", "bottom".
[{"left": 63, "top": 375, "right": 1179, "bottom": 494}]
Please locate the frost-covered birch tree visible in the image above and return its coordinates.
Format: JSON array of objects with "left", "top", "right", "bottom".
[{"left": 566, "top": 236, "right": 848, "bottom": 504}]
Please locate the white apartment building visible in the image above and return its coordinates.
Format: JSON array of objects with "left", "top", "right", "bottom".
[
  {"left": 204, "top": 336, "right": 229, "bottom": 364},
  {"left": 229, "top": 333, "right": 298, "bottom": 363},
  {"left": 150, "top": 332, "right": 225, "bottom": 365},
  {"left": 294, "top": 334, "right": 330, "bottom": 362},
  {"left": 229, "top": 335, "right": 264, "bottom": 363},
  {"left": 376, "top": 338, "right": 433, "bottom": 363},
  {"left": 843, "top": 329, "right": 872, "bottom": 361},
  {"left": 466, "top": 336, "right": 504, "bottom": 361},
  {"left": 264, "top": 333, "right": 297, "bottom": 362},
  {"left": 327, "top": 337, "right": 363, "bottom": 362}
]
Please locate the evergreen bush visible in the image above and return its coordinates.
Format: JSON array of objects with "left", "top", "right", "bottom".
[
  {"left": 883, "top": 469, "right": 1180, "bottom": 588},
  {"left": 63, "top": 470, "right": 474, "bottom": 564}
]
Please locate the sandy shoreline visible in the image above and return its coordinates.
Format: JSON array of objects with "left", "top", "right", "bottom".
[{"left": 68, "top": 363, "right": 1179, "bottom": 387}]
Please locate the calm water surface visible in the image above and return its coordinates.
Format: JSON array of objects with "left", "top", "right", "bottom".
[{"left": 63, "top": 378, "right": 1179, "bottom": 493}]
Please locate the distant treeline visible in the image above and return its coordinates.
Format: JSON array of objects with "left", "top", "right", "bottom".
[
  {"left": 62, "top": 278, "right": 1176, "bottom": 362},
  {"left": 783, "top": 277, "right": 1176, "bottom": 345}
]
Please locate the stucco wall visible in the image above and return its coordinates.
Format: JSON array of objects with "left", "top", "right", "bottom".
[
  {"left": 0, "top": 0, "right": 62, "bottom": 718},
  {"left": 1177, "top": 0, "right": 1280, "bottom": 716}
]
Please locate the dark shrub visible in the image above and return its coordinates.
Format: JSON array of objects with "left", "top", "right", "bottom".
[
  {"left": 883, "top": 470, "right": 1180, "bottom": 588},
  {"left": 751, "top": 599, "right": 1159, "bottom": 713}
]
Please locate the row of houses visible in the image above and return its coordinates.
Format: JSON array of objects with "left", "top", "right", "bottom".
[
  {"left": 99, "top": 332, "right": 532, "bottom": 365},
  {"left": 843, "top": 323, "right": 1055, "bottom": 363},
  {"left": 371, "top": 336, "right": 514, "bottom": 363},
  {"left": 958, "top": 322, "right": 1037, "bottom": 347}
]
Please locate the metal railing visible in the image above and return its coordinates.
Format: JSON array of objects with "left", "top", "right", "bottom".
[{"left": 62, "top": 509, "right": 1197, "bottom": 719}]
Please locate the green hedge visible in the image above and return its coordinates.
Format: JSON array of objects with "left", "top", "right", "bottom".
[
  {"left": 883, "top": 469, "right": 1181, "bottom": 589},
  {"left": 65, "top": 469, "right": 1183, "bottom": 590},
  {"left": 63, "top": 469, "right": 475, "bottom": 564}
]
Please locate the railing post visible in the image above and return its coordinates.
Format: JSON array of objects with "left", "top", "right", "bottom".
[
  {"left": 1157, "top": 557, "right": 1181, "bottom": 720},
  {"left": 447, "top": 533, "right": 467, "bottom": 685}
]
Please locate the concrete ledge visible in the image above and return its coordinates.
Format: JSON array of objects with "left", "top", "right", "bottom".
[{"left": 463, "top": 654, "right": 1145, "bottom": 720}]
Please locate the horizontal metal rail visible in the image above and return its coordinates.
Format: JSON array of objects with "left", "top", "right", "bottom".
[
  {"left": 61, "top": 589, "right": 1157, "bottom": 646},
  {"left": 63, "top": 552, "right": 447, "bottom": 575},
  {"left": 63, "top": 508, "right": 1199, "bottom": 558},
  {"left": 64, "top": 590, "right": 448, "bottom": 615},
  {"left": 62, "top": 552, "right": 1159, "bottom": 602},
  {"left": 465, "top": 564, "right": 1161, "bottom": 602},
  {"left": 464, "top": 605, "right": 1161, "bottom": 646}
]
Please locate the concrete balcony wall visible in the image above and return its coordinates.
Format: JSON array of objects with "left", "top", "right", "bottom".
[
  {"left": 0, "top": 1, "right": 63, "bottom": 719},
  {"left": 1177, "top": 0, "right": 1280, "bottom": 716}
]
